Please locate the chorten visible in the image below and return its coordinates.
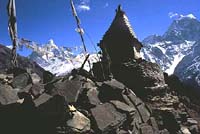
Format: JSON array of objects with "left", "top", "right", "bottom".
[{"left": 98, "top": 5, "right": 143, "bottom": 64}]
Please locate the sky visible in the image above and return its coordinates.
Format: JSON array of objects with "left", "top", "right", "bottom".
[{"left": 0, "top": 0, "right": 200, "bottom": 56}]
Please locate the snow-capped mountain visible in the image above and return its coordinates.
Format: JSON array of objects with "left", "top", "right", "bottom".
[
  {"left": 29, "top": 39, "right": 99, "bottom": 76},
  {"left": 174, "top": 41, "right": 200, "bottom": 89},
  {"left": 141, "top": 14, "right": 200, "bottom": 75}
]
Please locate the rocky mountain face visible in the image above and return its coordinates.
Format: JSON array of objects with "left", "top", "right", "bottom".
[
  {"left": 174, "top": 41, "right": 200, "bottom": 90},
  {"left": 141, "top": 15, "right": 200, "bottom": 76}
]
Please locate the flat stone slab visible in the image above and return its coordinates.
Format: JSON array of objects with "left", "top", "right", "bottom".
[
  {"left": 137, "top": 104, "right": 150, "bottom": 123},
  {"left": 87, "top": 88, "right": 101, "bottom": 106},
  {"left": 67, "top": 111, "right": 90, "bottom": 133},
  {"left": 12, "top": 73, "right": 32, "bottom": 89},
  {"left": 140, "top": 124, "right": 154, "bottom": 134},
  {"left": 91, "top": 103, "right": 126, "bottom": 133},
  {"left": 110, "top": 100, "right": 135, "bottom": 115},
  {"left": 34, "top": 93, "right": 53, "bottom": 107},
  {"left": 0, "top": 83, "right": 18, "bottom": 104},
  {"left": 46, "top": 76, "right": 84, "bottom": 103},
  {"left": 103, "top": 79, "right": 126, "bottom": 91}
]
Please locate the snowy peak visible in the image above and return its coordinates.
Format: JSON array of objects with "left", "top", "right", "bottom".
[
  {"left": 29, "top": 40, "right": 99, "bottom": 76},
  {"left": 169, "top": 12, "right": 197, "bottom": 20},
  {"left": 44, "top": 39, "right": 59, "bottom": 50},
  {"left": 163, "top": 15, "right": 200, "bottom": 41},
  {"left": 141, "top": 14, "right": 199, "bottom": 75}
]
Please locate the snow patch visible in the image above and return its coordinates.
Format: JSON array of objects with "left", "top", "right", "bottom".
[
  {"left": 6, "top": 45, "right": 12, "bottom": 49},
  {"left": 165, "top": 54, "right": 185, "bottom": 75},
  {"left": 168, "top": 12, "right": 197, "bottom": 20}
]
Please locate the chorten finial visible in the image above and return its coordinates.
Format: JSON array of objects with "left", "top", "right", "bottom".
[{"left": 116, "top": 4, "right": 122, "bottom": 12}]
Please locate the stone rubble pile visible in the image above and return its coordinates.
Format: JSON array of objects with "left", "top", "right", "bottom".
[{"left": 0, "top": 65, "right": 199, "bottom": 134}]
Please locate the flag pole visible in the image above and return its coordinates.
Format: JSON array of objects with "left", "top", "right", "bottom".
[
  {"left": 70, "top": 0, "right": 92, "bottom": 71},
  {"left": 7, "top": 0, "right": 18, "bottom": 67}
]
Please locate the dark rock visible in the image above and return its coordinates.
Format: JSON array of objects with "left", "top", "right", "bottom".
[
  {"left": 91, "top": 103, "right": 126, "bottom": 133},
  {"left": 45, "top": 75, "right": 84, "bottom": 103},
  {"left": 140, "top": 124, "right": 154, "bottom": 134},
  {"left": 37, "top": 95, "right": 69, "bottom": 127},
  {"left": 161, "top": 110, "right": 180, "bottom": 133},
  {"left": 124, "top": 89, "right": 143, "bottom": 106},
  {"left": 12, "top": 67, "right": 28, "bottom": 77},
  {"left": 43, "top": 71, "right": 54, "bottom": 84},
  {"left": 12, "top": 73, "right": 32, "bottom": 89},
  {"left": 18, "top": 84, "right": 32, "bottom": 93},
  {"left": 137, "top": 103, "right": 151, "bottom": 123},
  {"left": 30, "top": 83, "right": 45, "bottom": 98},
  {"left": 17, "top": 92, "right": 35, "bottom": 109},
  {"left": 103, "top": 79, "right": 126, "bottom": 90},
  {"left": 189, "top": 125, "right": 199, "bottom": 134},
  {"left": 34, "top": 93, "right": 53, "bottom": 107},
  {"left": 110, "top": 100, "right": 135, "bottom": 116},
  {"left": 87, "top": 87, "right": 101, "bottom": 106},
  {"left": 93, "top": 61, "right": 111, "bottom": 81},
  {"left": 0, "top": 83, "right": 18, "bottom": 104},
  {"left": 149, "top": 117, "right": 159, "bottom": 133},
  {"left": 98, "top": 79, "right": 124, "bottom": 103}
]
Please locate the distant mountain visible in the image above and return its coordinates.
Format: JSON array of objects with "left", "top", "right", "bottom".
[
  {"left": 141, "top": 14, "right": 200, "bottom": 75},
  {"left": 29, "top": 39, "right": 99, "bottom": 76},
  {"left": 174, "top": 41, "right": 200, "bottom": 89}
]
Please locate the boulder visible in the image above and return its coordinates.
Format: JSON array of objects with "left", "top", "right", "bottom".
[
  {"left": 140, "top": 124, "right": 154, "bottom": 134},
  {"left": 36, "top": 95, "right": 69, "bottom": 127},
  {"left": 43, "top": 71, "right": 54, "bottom": 84},
  {"left": 87, "top": 87, "right": 101, "bottom": 106},
  {"left": 34, "top": 93, "right": 53, "bottom": 107},
  {"left": 189, "top": 125, "right": 199, "bottom": 134},
  {"left": 0, "top": 83, "right": 18, "bottom": 104},
  {"left": 30, "top": 83, "right": 45, "bottom": 98},
  {"left": 67, "top": 111, "right": 91, "bottom": 133},
  {"left": 11, "top": 67, "right": 28, "bottom": 77},
  {"left": 91, "top": 103, "right": 126, "bottom": 133},
  {"left": 12, "top": 73, "right": 32, "bottom": 89},
  {"left": 137, "top": 103, "right": 151, "bottom": 123},
  {"left": 98, "top": 79, "right": 125, "bottom": 103},
  {"left": 110, "top": 100, "right": 135, "bottom": 116},
  {"left": 45, "top": 75, "right": 84, "bottom": 103}
]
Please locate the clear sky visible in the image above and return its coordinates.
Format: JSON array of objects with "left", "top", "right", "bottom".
[{"left": 0, "top": 0, "right": 200, "bottom": 56}]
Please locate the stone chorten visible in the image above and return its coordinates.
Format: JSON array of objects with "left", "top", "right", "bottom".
[{"left": 98, "top": 5, "right": 143, "bottom": 64}]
